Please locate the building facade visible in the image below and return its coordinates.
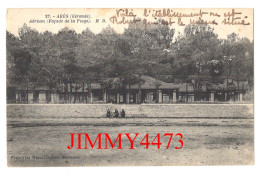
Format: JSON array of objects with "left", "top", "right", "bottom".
[{"left": 7, "top": 76, "right": 247, "bottom": 104}]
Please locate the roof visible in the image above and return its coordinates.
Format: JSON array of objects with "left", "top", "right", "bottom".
[
  {"left": 127, "top": 75, "right": 178, "bottom": 89},
  {"left": 58, "top": 76, "right": 178, "bottom": 92},
  {"left": 177, "top": 84, "right": 201, "bottom": 92},
  {"left": 14, "top": 76, "right": 248, "bottom": 92},
  {"left": 16, "top": 82, "right": 50, "bottom": 91},
  {"left": 208, "top": 81, "right": 248, "bottom": 91}
]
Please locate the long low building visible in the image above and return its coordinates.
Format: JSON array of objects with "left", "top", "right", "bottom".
[{"left": 7, "top": 75, "right": 248, "bottom": 104}]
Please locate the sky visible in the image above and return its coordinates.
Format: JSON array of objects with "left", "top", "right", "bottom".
[{"left": 6, "top": 8, "right": 254, "bottom": 41}]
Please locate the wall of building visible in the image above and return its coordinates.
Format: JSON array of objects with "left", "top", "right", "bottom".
[
  {"left": 10, "top": 88, "right": 246, "bottom": 104},
  {"left": 7, "top": 104, "right": 253, "bottom": 118}
]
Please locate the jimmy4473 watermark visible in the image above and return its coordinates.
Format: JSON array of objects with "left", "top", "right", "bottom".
[{"left": 67, "top": 133, "right": 183, "bottom": 150}]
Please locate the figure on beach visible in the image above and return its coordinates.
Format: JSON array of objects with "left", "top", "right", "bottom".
[
  {"left": 114, "top": 109, "right": 119, "bottom": 118},
  {"left": 106, "top": 109, "right": 111, "bottom": 118},
  {"left": 121, "top": 109, "right": 125, "bottom": 118}
]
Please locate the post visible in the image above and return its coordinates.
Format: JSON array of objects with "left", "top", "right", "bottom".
[
  {"left": 190, "top": 94, "right": 194, "bottom": 102},
  {"left": 16, "top": 91, "right": 20, "bottom": 103},
  {"left": 53, "top": 92, "right": 60, "bottom": 104},
  {"left": 172, "top": 90, "right": 177, "bottom": 102},
  {"left": 51, "top": 92, "right": 54, "bottom": 104},
  {"left": 117, "top": 93, "right": 120, "bottom": 104},
  {"left": 38, "top": 91, "right": 46, "bottom": 104},
  {"left": 103, "top": 89, "right": 107, "bottom": 103},
  {"left": 146, "top": 92, "right": 150, "bottom": 103},
  {"left": 210, "top": 91, "right": 215, "bottom": 102},
  {"left": 50, "top": 92, "right": 59, "bottom": 104},
  {"left": 238, "top": 92, "right": 243, "bottom": 102},
  {"left": 138, "top": 83, "right": 142, "bottom": 104},
  {"left": 70, "top": 95, "right": 74, "bottom": 103},
  {"left": 90, "top": 91, "right": 93, "bottom": 103},
  {"left": 126, "top": 92, "right": 130, "bottom": 104},
  {"left": 27, "top": 91, "right": 34, "bottom": 104},
  {"left": 158, "top": 90, "right": 162, "bottom": 103}
]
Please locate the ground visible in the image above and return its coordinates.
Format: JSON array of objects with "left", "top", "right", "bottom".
[{"left": 7, "top": 116, "right": 254, "bottom": 166}]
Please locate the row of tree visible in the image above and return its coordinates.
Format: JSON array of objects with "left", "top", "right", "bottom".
[{"left": 7, "top": 21, "right": 253, "bottom": 102}]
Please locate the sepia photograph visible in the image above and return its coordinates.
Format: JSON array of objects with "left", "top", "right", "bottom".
[{"left": 6, "top": 8, "right": 254, "bottom": 166}]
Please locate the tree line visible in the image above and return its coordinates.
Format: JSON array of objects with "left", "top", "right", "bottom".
[{"left": 6, "top": 21, "right": 253, "bottom": 102}]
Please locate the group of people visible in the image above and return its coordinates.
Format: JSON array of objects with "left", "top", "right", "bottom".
[{"left": 106, "top": 109, "right": 125, "bottom": 118}]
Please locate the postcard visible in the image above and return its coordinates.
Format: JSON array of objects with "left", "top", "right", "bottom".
[{"left": 6, "top": 8, "right": 254, "bottom": 166}]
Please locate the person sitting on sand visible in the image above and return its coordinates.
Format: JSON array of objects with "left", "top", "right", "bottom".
[
  {"left": 106, "top": 109, "right": 111, "bottom": 118},
  {"left": 121, "top": 109, "right": 125, "bottom": 118},
  {"left": 114, "top": 109, "right": 119, "bottom": 118}
]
